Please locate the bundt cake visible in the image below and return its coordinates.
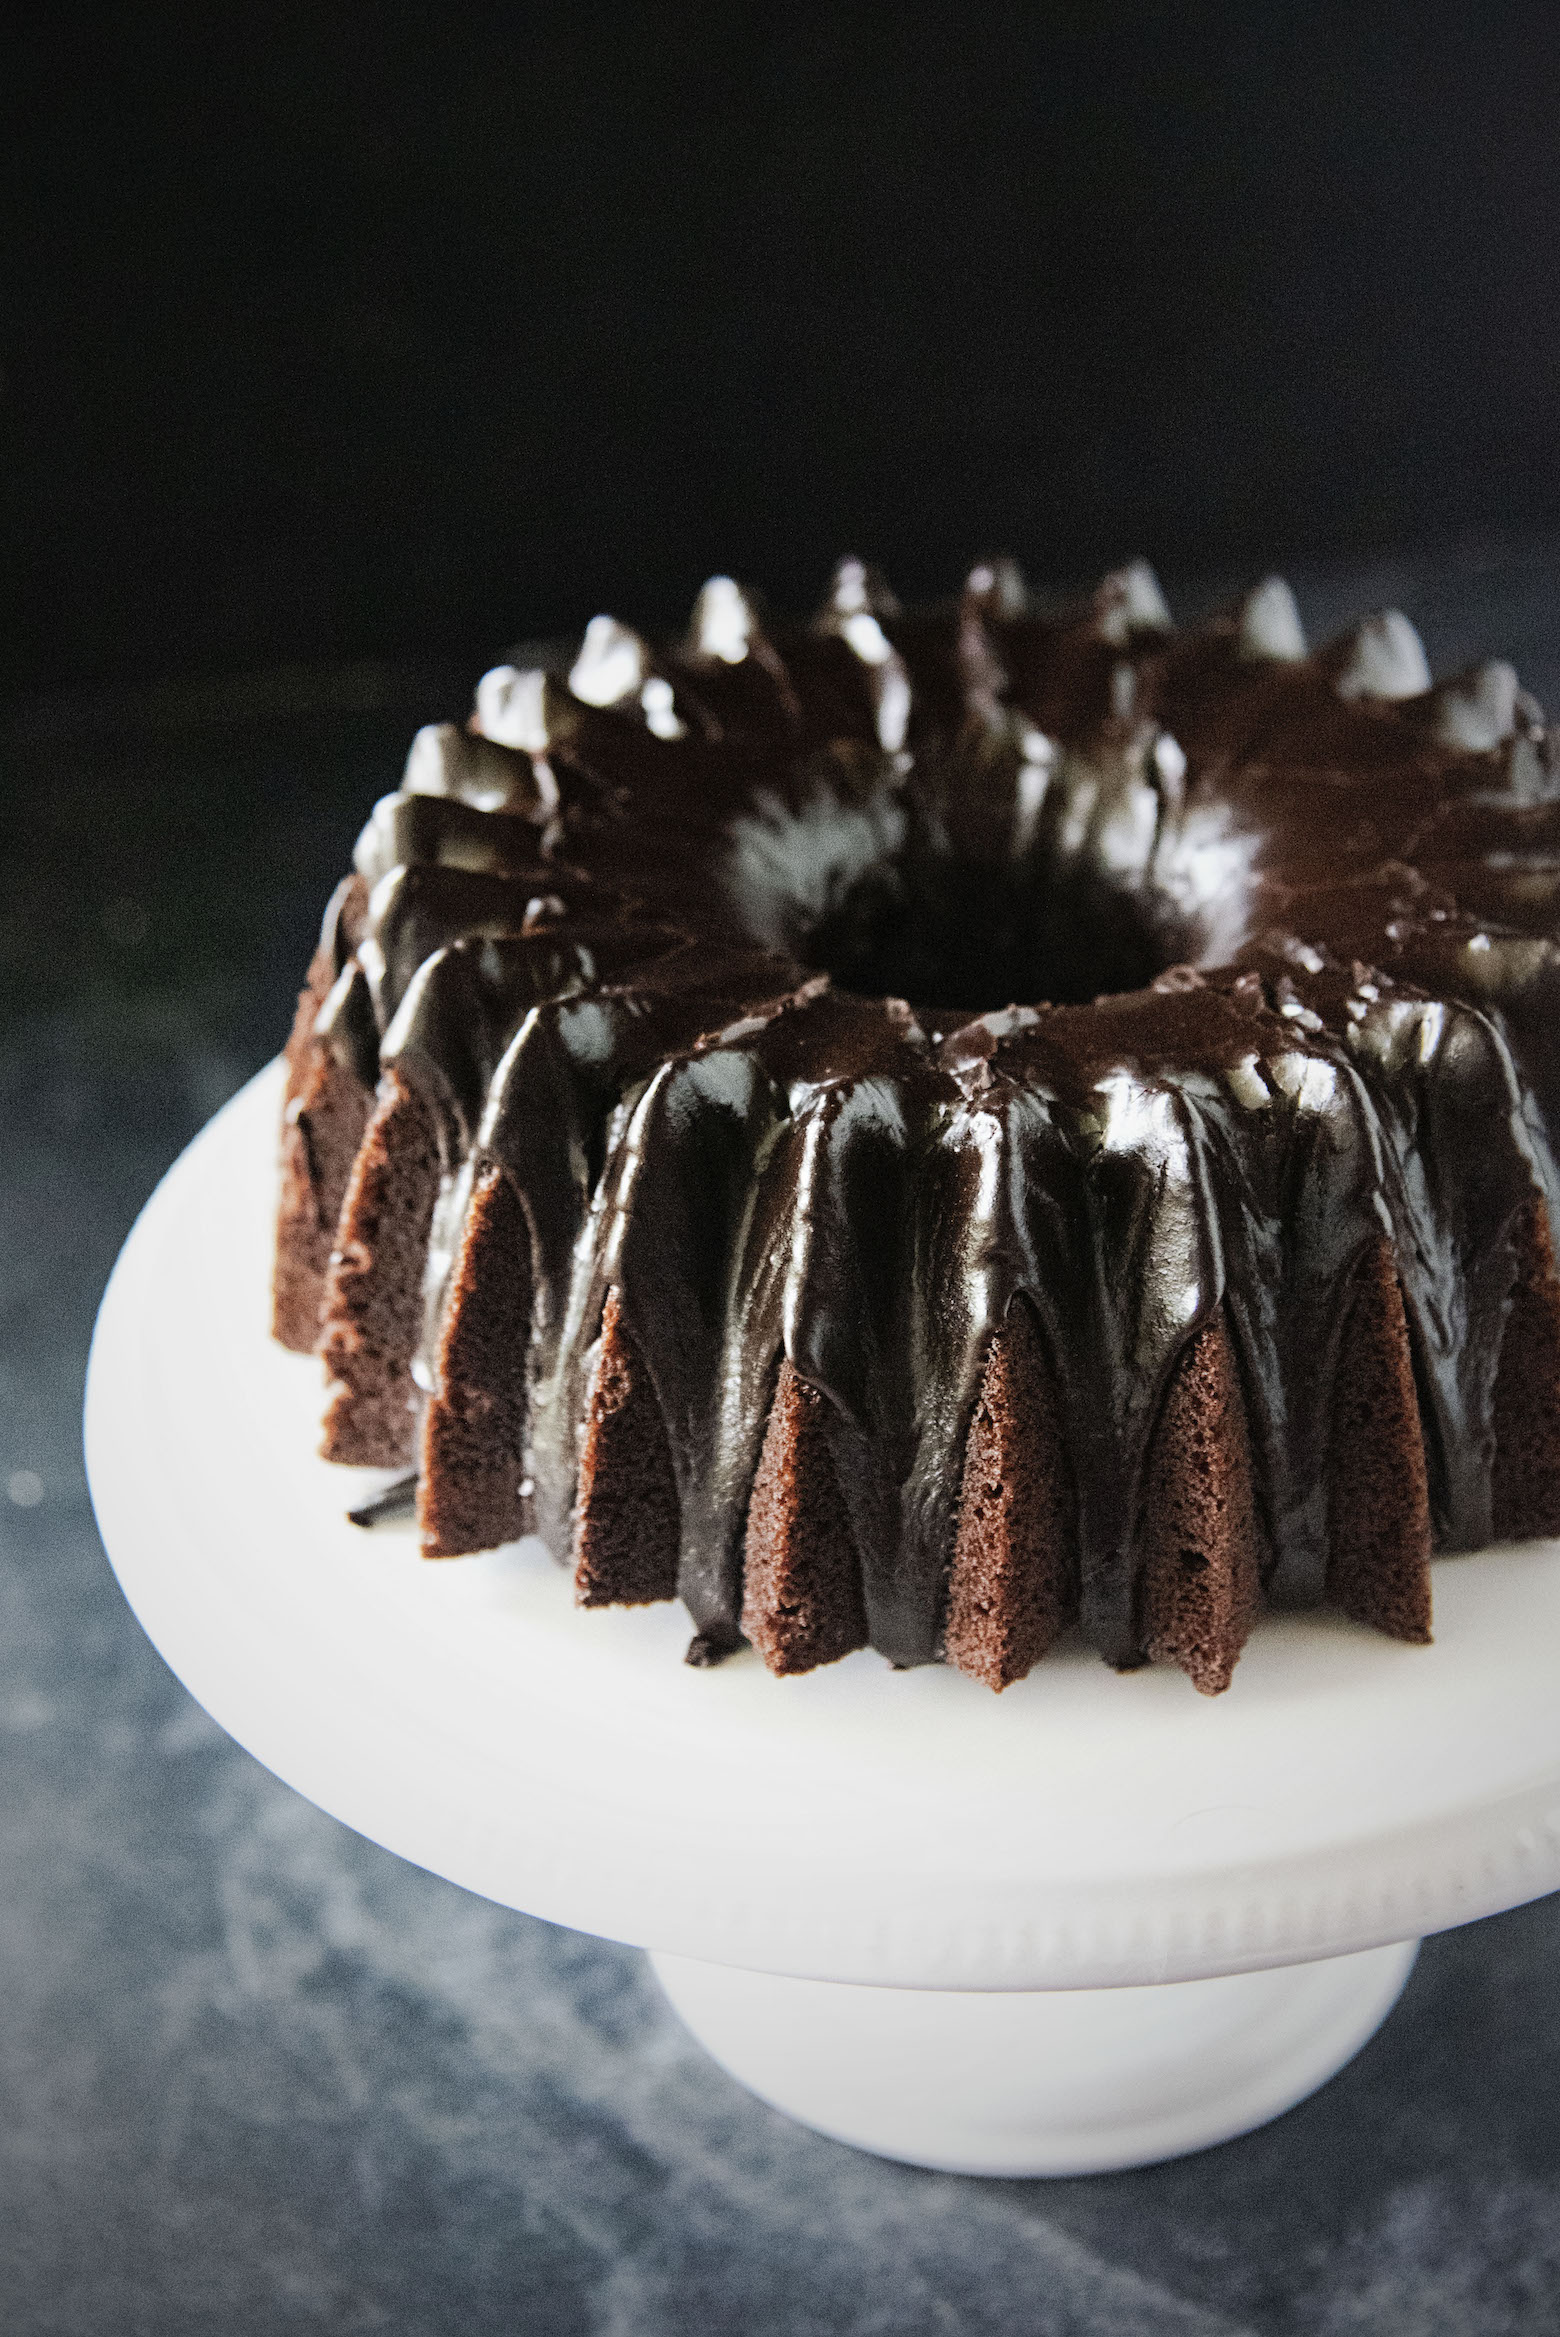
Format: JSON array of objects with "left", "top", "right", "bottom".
[{"left": 273, "top": 557, "right": 1560, "bottom": 1695}]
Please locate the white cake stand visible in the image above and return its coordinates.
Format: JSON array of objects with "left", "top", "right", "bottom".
[{"left": 84, "top": 1064, "right": 1560, "bottom": 2177}]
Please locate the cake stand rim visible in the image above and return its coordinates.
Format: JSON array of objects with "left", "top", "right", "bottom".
[{"left": 83, "top": 1060, "right": 1560, "bottom": 1990}]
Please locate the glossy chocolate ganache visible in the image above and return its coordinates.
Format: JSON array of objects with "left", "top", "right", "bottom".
[{"left": 274, "top": 558, "right": 1560, "bottom": 1694}]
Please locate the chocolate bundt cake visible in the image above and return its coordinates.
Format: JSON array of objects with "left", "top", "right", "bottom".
[{"left": 274, "top": 557, "right": 1560, "bottom": 1695}]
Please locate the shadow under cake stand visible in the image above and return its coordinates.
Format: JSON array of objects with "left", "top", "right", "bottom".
[{"left": 84, "top": 1063, "right": 1560, "bottom": 2178}]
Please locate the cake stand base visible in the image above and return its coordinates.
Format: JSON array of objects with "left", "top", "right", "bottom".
[
  {"left": 87, "top": 1068, "right": 1560, "bottom": 2185},
  {"left": 651, "top": 1939, "right": 1420, "bottom": 2176}
]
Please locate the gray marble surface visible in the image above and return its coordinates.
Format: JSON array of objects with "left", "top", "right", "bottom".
[{"left": 6, "top": 545, "right": 1560, "bottom": 2334}]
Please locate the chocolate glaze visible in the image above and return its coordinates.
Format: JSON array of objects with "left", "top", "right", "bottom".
[
  {"left": 292, "top": 558, "right": 1560, "bottom": 1674},
  {"left": 346, "top": 1473, "right": 419, "bottom": 1527}
]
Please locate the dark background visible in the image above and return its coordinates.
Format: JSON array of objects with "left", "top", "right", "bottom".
[{"left": 9, "top": 0, "right": 1560, "bottom": 702}]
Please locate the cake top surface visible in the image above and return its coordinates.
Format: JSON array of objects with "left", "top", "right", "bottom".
[{"left": 340, "top": 554, "right": 1555, "bottom": 1074}]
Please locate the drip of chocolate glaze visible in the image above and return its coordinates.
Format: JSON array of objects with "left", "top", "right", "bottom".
[
  {"left": 299, "top": 555, "right": 1560, "bottom": 1678},
  {"left": 347, "top": 1473, "right": 419, "bottom": 1527}
]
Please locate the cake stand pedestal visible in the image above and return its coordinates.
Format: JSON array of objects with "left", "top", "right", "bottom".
[
  {"left": 85, "top": 1066, "right": 1560, "bottom": 2177},
  {"left": 648, "top": 1942, "right": 1418, "bottom": 2176}
]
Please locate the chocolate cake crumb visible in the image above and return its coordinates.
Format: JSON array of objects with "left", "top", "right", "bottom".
[
  {"left": 319, "top": 1072, "right": 443, "bottom": 1468},
  {"left": 273, "top": 1030, "right": 374, "bottom": 1355},
  {"left": 573, "top": 1288, "right": 681, "bottom": 1606},
  {"left": 347, "top": 1472, "right": 419, "bottom": 1528},
  {"left": 944, "top": 1295, "right": 1079, "bottom": 1690},
  {"left": 1492, "top": 1195, "right": 1560, "bottom": 1540},
  {"left": 741, "top": 1360, "right": 868, "bottom": 1675},
  {"left": 1326, "top": 1234, "right": 1433, "bottom": 1642},
  {"left": 418, "top": 1163, "right": 534, "bottom": 1558},
  {"left": 1138, "top": 1313, "right": 1261, "bottom": 1695},
  {"left": 273, "top": 878, "right": 373, "bottom": 1353}
]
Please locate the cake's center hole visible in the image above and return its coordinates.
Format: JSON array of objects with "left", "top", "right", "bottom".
[
  {"left": 799, "top": 863, "right": 1174, "bottom": 1013},
  {"left": 722, "top": 761, "right": 1203, "bottom": 1015}
]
